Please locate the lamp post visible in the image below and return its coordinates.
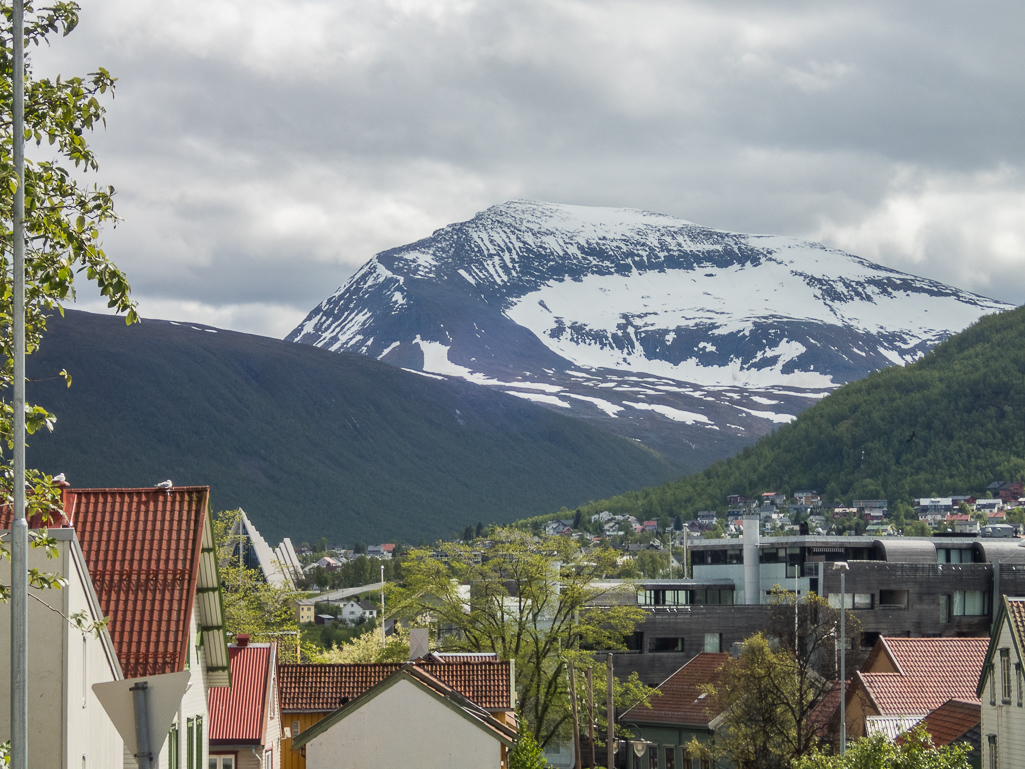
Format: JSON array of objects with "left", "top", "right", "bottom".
[{"left": 833, "top": 561, "right": 850, "bottom": 755}]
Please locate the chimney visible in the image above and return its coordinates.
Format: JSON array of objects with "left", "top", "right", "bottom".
[
  {"left": 409, "top": 628, "right": 429, "bottom": 661},
  {"left": 236, "top": 634, "right": 250, "bottom": 647}
]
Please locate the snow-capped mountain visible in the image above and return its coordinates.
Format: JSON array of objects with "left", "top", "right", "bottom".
[{"left": 288, "top": 201, "right": 1012, "bottom": 468}]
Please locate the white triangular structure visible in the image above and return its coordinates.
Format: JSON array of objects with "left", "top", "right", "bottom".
[{"left": 230, "top": 509, "right": 302, "bottom": 589}]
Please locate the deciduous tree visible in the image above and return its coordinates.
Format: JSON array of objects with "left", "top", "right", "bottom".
[
  {"left": 389, "top": 528, "right": 651, "bottom": 747},
  {"left": 701, "top": 591, "right": 861, "bottom": 768},
  {"left": 792, "top": 727, "right": 970, "bottom": 769}
]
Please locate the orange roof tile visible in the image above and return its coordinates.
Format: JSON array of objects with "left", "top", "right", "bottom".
[
  {"left": 3, "top": 486, "right": 210, "bottom": 679},
  {"left": 209, "top": 643, "right": 274, "bottom": 744},
  {"left": 900, "top": 698, "right": 980, "bottom": 747},
  {"left": 620, "top": 653, "right": 730, "bottom": 727},
  {"left": 857, "top": 637, "right": 988, "bottom": 717},
  {"left": 278, "top": 660, "right": 513, "bottom": 712}
]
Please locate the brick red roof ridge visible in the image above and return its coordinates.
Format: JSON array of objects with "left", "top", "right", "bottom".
[{"left": 278, "top": 660, "right": 513, "bottom": 712}]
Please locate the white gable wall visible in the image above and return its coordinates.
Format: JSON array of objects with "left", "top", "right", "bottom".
[
  {"left": 0, "top": 532, "right": 123, "bottom": 768},
  {"left": 305, "top": 678, "right": 503, "bottom": 769},
  {"left": 981, "top": 611, "right": 1025, "bottom": 769}
]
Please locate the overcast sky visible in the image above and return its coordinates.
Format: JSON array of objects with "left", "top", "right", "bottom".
[{"left": 33, "top": 0, "right": 1025, "bottom": 338}]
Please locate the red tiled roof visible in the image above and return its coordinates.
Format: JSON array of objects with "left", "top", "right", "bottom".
[
  {"left": 1007, "top": 598, "right": 1025, "bottom": 648},
  {"left": 808, "top": 680, "right": 844, "bottom": 738},
  {"left": 620, "top": 653, "right": 729, "bottom": 727},
  {"left": 899, "top": 698, "right": 980, "bottom": 746},
  {"left": 278, "top": 660, "right": 513, "bottom": 712},
  {"left": 2, "top": 486, "right": 209, "bottom": 679},
  {"left": 857, "top": 637, "right": 988, "bottom": 717},
  {"left": 209, "top": 644, "right": 274, "bottom": 744}
]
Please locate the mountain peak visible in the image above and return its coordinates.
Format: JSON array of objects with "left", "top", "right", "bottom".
[{"left": 288, "top": 202, "right": 1011, "bottom": 469}]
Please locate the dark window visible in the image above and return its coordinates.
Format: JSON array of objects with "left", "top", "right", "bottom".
[
  {"left": 649, "top": 745, "right": 659, "bottom": 769},
  {"left": 650, "top": 636, "right": 685, "bottom": 652},
  {"left": 1001, "top": 649, "right": 1012, "bottom": 703},
  {"left": 990, "top": 665, "right": 997, "bottom": 706},
  {"left": 1017, "top": 663, "right": 1023, "bottom": 707},
  {"left": 988, "top": 735, "right": 997, "bottom": 769},
  {"left": 939, "top": 594, "right": 950, "bottom": 623},
  {"left": 879, "top": 589, "right": 908, "bottom": 608},
  {"left": 664, "top": 747, "right": 676, "bottom": 769}
]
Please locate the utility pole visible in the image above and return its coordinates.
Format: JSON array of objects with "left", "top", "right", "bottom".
[
  {"left": 606, "top": 654, "right": 615, "bottom": 769},
  {"left": 381, "top": 565, "right": 386, "bottom": 648},
  {"left": 10, "top": 1, "right": 29, "bottom": 766},
  {"left": 569, "top": 660, "right": 582, "bottom": 769},
  {"left": 587, "top": 667, "right": 596, "bottom": 769}
]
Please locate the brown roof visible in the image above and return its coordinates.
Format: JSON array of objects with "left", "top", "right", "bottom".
[
  {"left": 900, "top": 698, "right": 980, "bottom": 746},
  {"left": 855, "top": 637, "right": 988, "bottom": 717},
  {"left": 620, "top": 653, "right": 729, "bottom": 727},
  {"left": 278, "top": 660, "right": 513, "bottom": 712},
  {"left": 291, "top": 664, "right": 518, "bottom": 750},
  {"left": 209, "top": 643, "right": 275, "bottom": 744},
  {"left": 2, "top": 486, "right": 210, "bottom": 679}
]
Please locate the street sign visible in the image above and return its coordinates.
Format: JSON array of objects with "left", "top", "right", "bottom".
[{"left": 93, "top": 671, "right": 191, "bottom": 767}]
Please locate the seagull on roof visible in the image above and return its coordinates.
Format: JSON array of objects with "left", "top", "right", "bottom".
[{"left": 156, "top": 479, "right": 173, "bottom": 490}]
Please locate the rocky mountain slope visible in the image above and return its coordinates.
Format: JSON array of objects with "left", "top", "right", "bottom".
[{"left": 290, "top": 200, "right": 1010, "bottom": 468}]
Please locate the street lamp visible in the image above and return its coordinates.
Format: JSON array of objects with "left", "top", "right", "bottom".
[{"left": 833, "top": 561, "right": 850, "bottom": 755}]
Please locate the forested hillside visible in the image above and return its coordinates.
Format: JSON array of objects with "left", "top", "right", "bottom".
[
  {"left": 25, "top": 311, "right": 674, "bottom": 543},
  {"left": 560, "top": 305, "right": 1025, "bottom": 521}
]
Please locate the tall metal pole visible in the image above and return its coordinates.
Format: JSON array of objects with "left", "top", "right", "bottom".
[
  {"left": 587, "top": 667, "right": 596, "bottom": 769},
  {"left": 838, "top": 566, "right": 847, "bottom": 756},
  {"left": 380, "top": 564, "right": 385, "bottom": 648},
  {"left": 10, "top": 0, "right": 29, "bottom": 767},
  {"left": 606, "top": 654, "right": 614, "bottom": 769}
]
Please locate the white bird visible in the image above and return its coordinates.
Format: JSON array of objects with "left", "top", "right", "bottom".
[
  {"left": 156, "top": 480, "right": 173, "bottom": 490},
  {"left": 52, "top": 473, "right": 66, "bottom": 483}
]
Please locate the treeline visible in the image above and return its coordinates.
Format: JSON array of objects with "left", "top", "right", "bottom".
[{"left": 543, "top": 305, "right": 1025, "bottom": 524}]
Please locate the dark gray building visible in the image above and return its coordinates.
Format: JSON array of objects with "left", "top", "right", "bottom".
[{"left": 600, "top": 516, "right": 1025, "bottom": 686}]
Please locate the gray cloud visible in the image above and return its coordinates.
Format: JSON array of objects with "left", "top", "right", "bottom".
[{"left": 30, "top": 0, "right": 1025, "bottom": 337}]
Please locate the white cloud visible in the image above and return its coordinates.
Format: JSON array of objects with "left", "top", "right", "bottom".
[{"left": 22, "top": 0, "right": 1025, "bottom": 338}]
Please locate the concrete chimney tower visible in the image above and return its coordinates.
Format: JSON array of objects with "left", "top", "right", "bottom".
[{"left": 743, "top": 514, "right": 760, "bottom": 605}]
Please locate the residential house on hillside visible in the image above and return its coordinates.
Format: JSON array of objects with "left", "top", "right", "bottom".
[
  {"left": 977, "top": 596, "right": 1025, "bottom": 769},
  {"left": 291, "top": 665, "right": 518, "bottom": 769},
  {"left": 619, "top": 652, "right": 730, "bottom": 769},
  {"left": 988, "top": 481, "right": 1024, "bottom": 505},
  {"left": 277, "top": 659, "right": 515, "bottom": 769},
  {"left": 0, "top": 528, "right": 124, "bottom": 768},
  {"left": 545, "top": 519, "right": 574, "bottom": 536},
  {"left": 209, "top": 638, "right": 281, "bottom": 769},
  {"left": 339, "top": 600, "right": 378, "bottom": 623},
  {"left": 1, "top": 485, "right": 232, "bottom": 769},
  {"left": 844, "top": 636, "right": 988, "bottom": 741}
]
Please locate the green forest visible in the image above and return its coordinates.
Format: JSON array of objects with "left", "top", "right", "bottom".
[{"left": 549, "top": 305, "right": 1025, "bottom": 523}]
